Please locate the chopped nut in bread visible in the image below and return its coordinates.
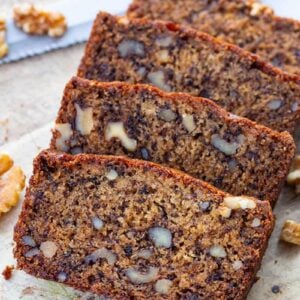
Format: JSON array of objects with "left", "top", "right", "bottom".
[
  {"left": 75, "top": 104, "right": 94, "bottom": 135},
  {"left": 0, "top": 155, "right": 25, "bottom": 216},
  {"left": 13, "top": 4, "right": 67, "bottom": 37},
  {"left": 0, "top": 17, "right": 8, "bottom": 58},
  {"left": 54, "top": 123, "right": 73, "bottom": 152},
  {"left": 280, "top": 220, "right": 300, "bottom": 245},
  {"left": 147, "top": 70, "right": 171, "bottom": 92},
  {"left": 105, "top": 122, "right": 137, "bottom": 152},
  {"left": 40, "top": 241, "right": 58, "bottom": 258},
  {"left": 223, "top": 196, "right": 256, "bottom": 210}
]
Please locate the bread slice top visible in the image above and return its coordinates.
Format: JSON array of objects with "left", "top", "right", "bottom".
[
  {"left": 127, "top": 0, "right": 300, "bottom": 75},
  {"left": 51, "top": 77, "right": 295, "bottom": 206},
  {"left": 78, "top": 12, "right": 300, "bottom": 132}
]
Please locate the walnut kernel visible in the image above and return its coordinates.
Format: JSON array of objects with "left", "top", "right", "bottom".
[
  {"left": 267, "top": 99, "right": 282, "bottom": 110},
  {"left": 40, "top": 241, "right": 58, "bottom": 258},
  {"left": 148, "top": 71, "right": 171, "bottom": 92},
  {"left": 232, "top": 260, "right": 243, "bottom": 270},
  {"left": 182, "top": 114, "right": 196, "bottom": 132},
  {"left": 280, "top": 220, "right": 300, "bottom": 245},
  {"left": 54, "top": 123, "right": 73, "bottom": 152},
  {"left": 157, "top": 108, "right": 177, "bottom": 122},
  {"left": 148, "top": 227, "right": 172, "bottom": 248},
  {"left": 105, "top": 169, "right": 118, "bottom": 181},
  {"left": 211, "top": 134, "right": 244, "bottom": 156},
  {"left": 218, "top": 205, "right": 232, "bottom": 218},
  {"left": 25, "top": 248, "right": 40, "bottom": 258},
  {"left": 22, "top": 235, "right": 36, "bottom": 247},
  {"left": 155, "top": 36, "right": 173, "bottom": 47},
  {"left": 13, "top": 4, "right": 67, "bottom": 37},
  {"left": 209, "top": 245, "right": 227, "bottom": 258},
  {"left": 223, "top": 196, "right": 256, "bottom": 210},
  {"left": 105, "top": 122, "right": 137, "bottom": 152},
  {"left": 118, "top": 40, "right": 145, "bottom": 58},
  {"left": 57, "top": 271, "right": 67, "bottom": 282},
  {"left": 125, "top": 266, "right": 159, "bottom": 284},
  {"left": 155, "top": 279, "right": 172, "bottom": 294},
  {"left": 85, "top": 248, "right": 117, "bottom": 266},
  {"left": 92, "top": 216, "right": 104, "bottom": 230},
  {"left": 134, "top": 249, "right": 153, "bottom": 260},
  {"left": 156, "top": 50, "right": 171, "bottom": 63},
  {"left": 75, "top": 104, "right": 94, "bottom": 135},
  {"left": 251, "top": 218, "right": 261, "bottom": 228}
]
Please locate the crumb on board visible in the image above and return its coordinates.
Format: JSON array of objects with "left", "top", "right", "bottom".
[
  {"left": 2, "top": 265, "right": 14, "bottom": 280},
  {"left": 271, "top": 285, "right": 281, "bottom": 294}
]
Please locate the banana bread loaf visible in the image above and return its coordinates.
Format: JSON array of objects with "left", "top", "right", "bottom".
[
  {"left": 50, "top": 77, "right": 295, "bottom": 206},
  {"left": 77, "top": 12, "right": 300, "bottom": 133},
  {"left": 128, "top": 0, "right": 300, "bottom": 75},
  {"left": 14, "top": 150, "right": 274, "bottom": 299}
]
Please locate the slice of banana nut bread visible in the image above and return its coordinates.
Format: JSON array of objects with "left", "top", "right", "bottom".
[
  {"left": 128, "top": 0, "right": 300, "bottom": 75},
  {"left": 77, "top": 12, "right": 300, "bottom": 133},
  {"left": 14, "top": 150, "right": 274, "bottom": 299},
  {"left": 50, "top": 77, "right": 295, "bottom": 206}
]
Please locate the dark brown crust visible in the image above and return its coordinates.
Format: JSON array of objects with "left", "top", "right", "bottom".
[
  {"left": 78, "top": 12, "right": 300, "bottom": 85},
  {"left": 50, "top": 76, "right": 295, "bottom": 206},
  {"left": 128, "top": 0, "right": 300, "bottom": 36},
  {"left": 14, "top": 150, "right": 274, "bottom": 299},
  {"left": 60, "top": 76, "right": 296, "bottom": 139}
]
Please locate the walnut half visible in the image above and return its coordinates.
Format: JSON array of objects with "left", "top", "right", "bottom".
[
  {"left": 0, "top": 154, "right": 25, "bottom": 216},
  {"left": 280, "top": 220, "right": 300, "bottom": 245},
  {"left": 0, "top": 17, "right": 8, "bottom": 58},
  {"left": 13, "top": 4, "right": 67, "bottom": 37}
]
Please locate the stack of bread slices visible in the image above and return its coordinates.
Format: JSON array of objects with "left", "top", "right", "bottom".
[{"left": 14, "top": 1, "right": 300, "bottom": 299}]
